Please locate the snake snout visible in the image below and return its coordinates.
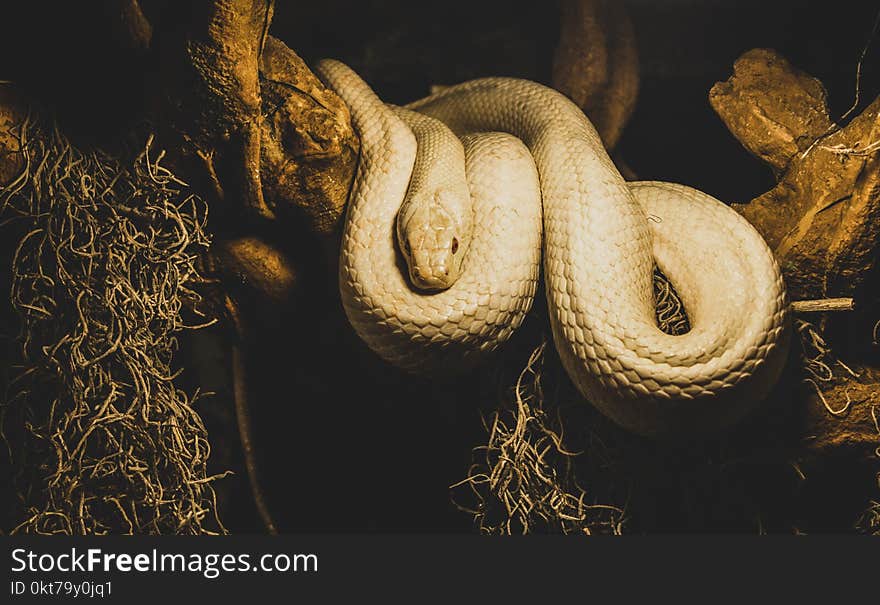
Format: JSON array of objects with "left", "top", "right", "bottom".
[
  {"left": 409, "top": 255, "right": 455, "bottom": 291},
  {"left": 401, "top": 214, "right": 463, "bottom": 291}
]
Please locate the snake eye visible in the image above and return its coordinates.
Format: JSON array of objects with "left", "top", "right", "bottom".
[{"left": 451, "top": 237, "right": 459, "bottom": 254}]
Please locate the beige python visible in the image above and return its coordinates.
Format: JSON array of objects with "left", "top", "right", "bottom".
[{"left": 315, "top": 59, "right": 790, "bottom": 438}]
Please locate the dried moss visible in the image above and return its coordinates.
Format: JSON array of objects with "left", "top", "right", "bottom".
[
  {"left": 1, "top": 113, "right": 225, "bottom": 534},
  {"left": 858, "top": 402, "right": 880, "bottom": 535},
  {"left": 451, "top": 340, "right": 626, "bottom": 535},
  {"left": 456, "top": 264, "right": 880, "bottom": 534},
  {"left": 453, "top": 268, "right": 687, "bottom": 535}
]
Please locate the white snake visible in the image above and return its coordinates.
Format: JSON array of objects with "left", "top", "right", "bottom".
[{"left": 315, "top": 59, "right": 790, "bottom": 438}]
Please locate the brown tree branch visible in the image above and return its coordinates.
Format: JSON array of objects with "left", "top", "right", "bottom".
[
  {"left": 710, "top": 49, "right": 880, "bottom": 304},
  {"left": 791, "top": 298, "right": 856, "bottom": 313},
  {"left": 552, "top": 0, "right": 639, "bottom": 151},
  {"left": 711, "top": 49, "right": 880, "bottom": 457}
]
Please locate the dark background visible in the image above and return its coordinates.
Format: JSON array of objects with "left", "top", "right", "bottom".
[{"left": 1, "top": 0, "right": 879, "bottom": 534}]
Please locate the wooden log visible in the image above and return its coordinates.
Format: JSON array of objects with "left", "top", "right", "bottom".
[
  {"left": 258, "top": 36, "right": 358, "bottom": 235},
  {"left": 710, "top": 48, "right": 880, "bottom": 305},
  {"left": 710, "top": 49, "right": 880, "bottom": 457},
  {"left": 153, "top": 0, "right": 275, "bottom": 218},
  {"left": 146, "top": 2, "right": 358, "bottom": 234}
]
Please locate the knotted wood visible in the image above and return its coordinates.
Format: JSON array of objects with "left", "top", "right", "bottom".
[{"left": 711, "top": 48, "right": 880, "bottom": 456}]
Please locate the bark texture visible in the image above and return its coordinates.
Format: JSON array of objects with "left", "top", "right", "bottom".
[
  {"left": 711, "top": 49, "right": 880, "bottom": 457},
  {"left": 552, "top": 0, "right": 639, "bottom": 150},
  {"left": 710, "top": 49, "right": 880, "bottom": 304},
  {"left": 0, "top": 87, "right": 25, "bottom": 187},
  {"left": 151, "top": 0, "right": 358, "bottom": 234},
  {"left": 259, "top": 36, "right": 358, "bottom": 234}
]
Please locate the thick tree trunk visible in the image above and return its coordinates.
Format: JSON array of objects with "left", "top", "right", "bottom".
[{"left": 148, "top": 0, "right": 359, "bottom": 234}]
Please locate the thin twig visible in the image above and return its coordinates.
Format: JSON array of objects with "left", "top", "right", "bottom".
[{"left": 790, "top": 298, "right": 855, "bottom": 313}]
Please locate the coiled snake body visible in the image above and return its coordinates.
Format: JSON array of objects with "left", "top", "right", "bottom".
[{"left": 316, "top": 60, "right": 790, "bottom": 437}]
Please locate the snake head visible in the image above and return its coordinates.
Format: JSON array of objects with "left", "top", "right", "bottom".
[{"left": 397, "top": 191, "right": 468, "bottom": 291}]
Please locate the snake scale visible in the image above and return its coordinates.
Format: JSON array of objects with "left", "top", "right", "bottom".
[{"left": 316, "top": 59, "right": 790, "bottom": 438}]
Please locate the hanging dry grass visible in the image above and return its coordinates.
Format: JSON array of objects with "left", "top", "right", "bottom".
[
  {"left": 452, "top": 268, "right": 688, "bottom": 535},
  {"left": 857, "top": 402, "right": 880, "bottom": 535},
  {"left": 451, "top": 340, "right": 626, "bottom": 535},
  {"left": 1, "top": 112, "right": 225, "bottom": 534}
]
